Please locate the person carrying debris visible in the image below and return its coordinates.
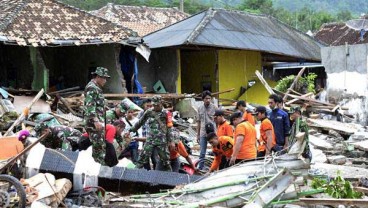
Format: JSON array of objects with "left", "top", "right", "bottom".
[
  {"left": 157, "top": 128, "right": 196, "bottom": 172},
  {"left": 288, "top": 106, "right": 311, "bottom": 159},
  {"left": 206, "top": 132, "right": 234, "bottom": 172},
  {"left": 83, "top": 67, "right": 110, "bottom": 165},
  {"left": 197, "top": 90, "right": 217, "bottom": 170},
  {"left": 236, "top": 100, "right": 256, "bottom": 126},
  {"left": 105, "top": 102, "right": 126, "bottom": 124},
  {"left": 127, "top": 95, "right": 173, "bottom": 171},
  {"left": 34, "top": 123, "right": 81, "bottom": 151},
  {"left": 268, "top": 94, "right": 291, "bottom": 153},
  {"left": 229, "top": 112, "right": 257, "bottom": 165},
  {"left": 253, "top": 106, "right": 276, "bottom": 157},
  {"left": 214, "top": 109, "right": 233, "bottom": 137}
]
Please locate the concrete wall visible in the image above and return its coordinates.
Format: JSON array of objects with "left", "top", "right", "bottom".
[
  {"left": 137, "top": 48, "right": 178, "bottom": 93},
  {"left": 218, "top": 50, "right": 276, "bottom": 105},
  {"left": 321, "top": 44, "right": 368, "bottom": 124}
]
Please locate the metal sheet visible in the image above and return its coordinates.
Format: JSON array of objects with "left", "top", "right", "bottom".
[{"left": 144, "top": 9, "right": 322, "bottom": 61}]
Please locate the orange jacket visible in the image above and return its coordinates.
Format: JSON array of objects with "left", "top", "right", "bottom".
[
  {"left": 210, "top": 136, "right": 234, "bottom": 171},
  {"left": 217, "top": 121, "right": 233, "bottom": 137},
  {"left": 258, "top": 118, "right": 276, "bottom": 152},
  {"left": 170, "top": 141, "right": 189, "bottom": 160},
  {"left": 234, "top": 121, "right": 257, "bottom": 159}
]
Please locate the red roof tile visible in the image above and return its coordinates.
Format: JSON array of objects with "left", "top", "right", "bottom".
[{"left": 0, "top": 0, "right": 136, "bottom": 46}]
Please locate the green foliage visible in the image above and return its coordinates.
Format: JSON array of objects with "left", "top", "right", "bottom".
[
  {"left": 311, "top": 173, "right": 363, "bottom": 199},
  {"left": 274, "top": 73, "right": 317, "bottom": 94}
]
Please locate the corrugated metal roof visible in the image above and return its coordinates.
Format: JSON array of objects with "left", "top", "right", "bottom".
[
  {"left": 0, "top": 0, "right": 136, "bottom": 46},
  {"left": 144, "top": 8, "right": 322, "bottom": 61},
  {"left": 90, "top": 3, "right": 189, "bottom": 37}
]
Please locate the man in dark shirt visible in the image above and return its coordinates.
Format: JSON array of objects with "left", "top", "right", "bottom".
[{"left": 268, "top": 94, "right": 290, "bottom": 152}]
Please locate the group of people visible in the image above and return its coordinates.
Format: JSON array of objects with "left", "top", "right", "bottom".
[
  {"left": 33, "top": 67, "right": 309, "bottom": 174},
  {"left": 34, "top": 67, "right": 196, "bottom": 172},
  {"left": 197, "top": 91, "right": 310, "bottom": 173}
]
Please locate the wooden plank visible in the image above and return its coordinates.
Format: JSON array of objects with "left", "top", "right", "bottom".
[
  {"left": 47, "top": 86, "right": 80, "bottom": 95},
  {"left": 299, "top": 198, "right": 368, "bottom": 207},
  {"left": 286, "top": 92, "right": 313, "bottom": 105},
  {"left": 283, "top": 67, "right": 306, "bottom": 101},
  {"left": 4, "top": 89, "right": 44, "bottom": 136},
  {"left": 285, "top": 93, "right": 335, "bottom": 107},
  {"left": 255, "top": 70, "right": 274, "bottom": 94}
]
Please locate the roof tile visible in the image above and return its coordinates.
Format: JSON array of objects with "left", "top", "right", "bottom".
[
  {"left": 91, "top": 3, "right": 188, "bottom": 36},
  {"left": 0, "top": 0, "right": 136, "bottom": 46}
]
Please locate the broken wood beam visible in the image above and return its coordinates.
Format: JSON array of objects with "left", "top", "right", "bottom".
[
  {"left": 283, "top": 93, "right": 335, "bottom": 107},
  {"left": 4, "top": 88, "right": 44, "bottom": 136},
  {"left": 59, "top": 97, "right": 78, "bottom": 116},
  {"left": 255, "top": 70, "right": 274, "bottom": 94},
  {"left": 194, "top": 88, "right": 235, "bottom": 99},
  {"left": 283, "top": 67, "right": 306, "bottom": 101},
  {"left": 48, "top": 86, "right": 80, "bottom": 95},
  {"left": 104, "top": 93, "right": 193, "bottom": 99},
  {"left": 285, "top": 92, "right": 314, "bottom": 105},
  {"left": 298, "top": 198, "right": 368, "bottom": 207}
]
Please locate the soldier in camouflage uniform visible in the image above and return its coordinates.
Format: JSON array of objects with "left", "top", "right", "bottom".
[
  {"left": 288, "top": 106, "right": 311, "bottom": 159},
  {"left": 34, "top": 123, "right": 82, "bottom": 150},
  {"left": 106, "top": 103, "right": 126, "bottom": 124},
  {"left": 128, "top": 95, "right": 173, "bottom": 171},
  {"left": 84, "top": 67, "right": 110, "bottom": 165}
]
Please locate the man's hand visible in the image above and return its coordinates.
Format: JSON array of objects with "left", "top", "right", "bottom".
[
  {"left": 229, "top": 156, "right": 236, "bottom": 166},
  {"left": 94, "top": 122, "right": 103, "bottom": 131},
  {"left": 196, "top": 135, "right": 200, "bottom": 144},
  {"left": 124, "top": 132, "right": 130, "bottom": 138}
]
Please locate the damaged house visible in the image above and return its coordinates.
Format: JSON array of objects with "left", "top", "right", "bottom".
[
  {"left": 90, "top": 3, "right": 188, "bottom": 93},
  {"left": 0, "top": 0, "right": 138, "bottom": 93},
  {"left": 314, "top": 18, "right": 368, "bottom": 124},
  {"left": 142, "top": 8, "right": 322, "bottom": 105}
]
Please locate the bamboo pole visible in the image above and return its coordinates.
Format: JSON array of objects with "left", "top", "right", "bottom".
[
  {"left": 283, "top": 67, "right": 306, "bottom": 101},
  {"left": 4, "top": 88, "right": 44, "bottom": 136},
  {"left": 48, "top": 86, "right": 80, "bottom": 95},
  {"left": 285, "top": 92, "right": 314, "bottom": 105},
  {"left": 255, "top": 70, "right": 274, "bottom": 94}
]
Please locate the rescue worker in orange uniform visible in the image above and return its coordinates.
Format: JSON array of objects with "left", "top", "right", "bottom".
[
  {"left": 253, "top": 106, "right": 276, "bottom": 157},
  {"left": 206, "top": 132, "right": 234, "bottom": 172},
  {"left": 214, "top": 110, "right": 233, "bottom": 137},
  {"left": 229, "top": 112, "right": 257, "bottom": 165},
  {"left": 236, "top": 100, "right": 256, "bottom": 126},
  {"left": 156, "top": 129, "right": 196, "bottom": 172}
]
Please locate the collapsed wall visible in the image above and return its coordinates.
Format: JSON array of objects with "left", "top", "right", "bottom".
[{"left": 322, "top": 44, "right": 368, "bottom": 125}]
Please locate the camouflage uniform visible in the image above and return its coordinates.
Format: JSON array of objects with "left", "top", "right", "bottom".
[
  {"left": 105, "top": 103, "right": 126, "bottom": 124},
  {"left": 35, "top": 123, "right": 81, "bottom": 150},
  {"left": 84, "top": 67, "right": 110, "bottom": 165},
  {"left": 130, "top": 96, "right": 173, "bottom": 171}
]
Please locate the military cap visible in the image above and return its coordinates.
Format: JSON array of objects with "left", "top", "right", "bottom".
[
  {"left": 289, "top": 106, "right": 301, "bottom": 114},
  {"left": 151, "top": 95, "right": 162, "bottom": 105},
  {"left": 91, "top": 67, "right": 110, "bottom": 78},
  {"left": 34, "top": 123, "right": 48, "bottom": 133}
]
